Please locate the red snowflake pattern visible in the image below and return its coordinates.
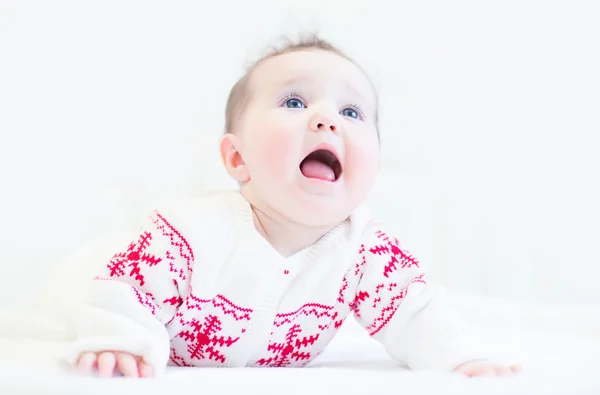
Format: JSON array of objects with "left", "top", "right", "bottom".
[
  {"left": 251, "top": 302, "right": 348, "bottom": 367},
  {"left": 255, "top": 324, "right": 317, "bottom": 366},
  {"left": 176, "top": 314, "right": 238, "bottom": 364},
  {"left": 107, "top": 231, "right": 162, "bottom": 287},
  {"left": 169, "top": 292, "right": 253, "bottom": 367},
  {"left": 369, "top": 229, "right": 419, "bottom": 278}
]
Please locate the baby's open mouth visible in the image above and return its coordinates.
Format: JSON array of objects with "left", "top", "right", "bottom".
[{"left": 299, "top": 149, "right": 342, "bottom": 182}]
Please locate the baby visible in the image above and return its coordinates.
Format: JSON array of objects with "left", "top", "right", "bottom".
[{"left": 64, "top": 35, "right": 520, "bottom": 378}]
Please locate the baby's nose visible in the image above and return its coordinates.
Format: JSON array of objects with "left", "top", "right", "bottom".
[{"left": 310, "top": 114, "right": 338, "bottom": 133}]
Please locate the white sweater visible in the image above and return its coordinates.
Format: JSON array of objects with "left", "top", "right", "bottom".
[{"left": 62, "top": 190, "right": 485, "bottom": 375}]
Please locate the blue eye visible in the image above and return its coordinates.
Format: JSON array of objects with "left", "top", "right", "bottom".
[
  {"left": 341, "top": 107, "right": 359, "bottom": 119},
  {"left": 284, "top": 98, "right": 305, "bottom": 109}
]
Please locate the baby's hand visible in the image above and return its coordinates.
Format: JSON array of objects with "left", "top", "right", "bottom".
[
  {"left": 453, "top": 360, "right": 522, "bottom": 377},
  {"left": 77, "top": 351, "right": 153, "bottom": 378}
]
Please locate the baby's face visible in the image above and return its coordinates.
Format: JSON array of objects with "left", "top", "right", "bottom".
[{"left": 233, "top": 49, "right": 380, "bottom": 227}]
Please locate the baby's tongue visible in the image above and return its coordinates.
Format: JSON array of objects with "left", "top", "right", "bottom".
[{"left": 300, "top": 159, "right": 335, "bottom": 181}]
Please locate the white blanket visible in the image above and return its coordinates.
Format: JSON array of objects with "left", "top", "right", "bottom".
[{"left": 1, "top": 292, "right": 599, "bottom": 395}]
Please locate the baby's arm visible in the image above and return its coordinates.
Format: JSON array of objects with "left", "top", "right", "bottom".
[
  {"left": 62, "top": 209, "right": 193, "bottom": 377},
  {"left": 352, "top": 222, "right": 519, "bottom": 375}
]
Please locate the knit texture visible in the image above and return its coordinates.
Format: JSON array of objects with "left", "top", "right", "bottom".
[{"left": 62, "top": 190, "right": 485, "bottom": 375}]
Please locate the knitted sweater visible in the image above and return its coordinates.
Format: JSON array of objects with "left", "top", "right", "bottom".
[{"left": 62, "top": 190, "right": 484, "bottom": 375}]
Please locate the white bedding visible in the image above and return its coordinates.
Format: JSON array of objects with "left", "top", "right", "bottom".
[{"left": 1, "top": 293, "right": 599, "bottom": 395}]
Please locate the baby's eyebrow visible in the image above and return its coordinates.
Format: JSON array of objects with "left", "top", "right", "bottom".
[
  {"left": 344, "top": 83, "right": 372, "bottom": 105},
  {"left": 277, "top": 76, "right": 309, "bottom": 89}
]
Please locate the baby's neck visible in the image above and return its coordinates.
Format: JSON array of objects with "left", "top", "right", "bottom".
[{"left": 249, "top": 204, "right": 332, "bottom": 258}]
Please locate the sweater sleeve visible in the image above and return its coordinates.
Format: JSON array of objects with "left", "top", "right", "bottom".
[
  {"left": 61, "top": 209, "right": 194, "bottom": 376},
  {"left": 352, "top": 221, "right": 487, "bottom": 371}
]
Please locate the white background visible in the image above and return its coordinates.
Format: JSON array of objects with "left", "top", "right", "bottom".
[{"left": 1, "top": 0, "right": 599, "bottom": 309}]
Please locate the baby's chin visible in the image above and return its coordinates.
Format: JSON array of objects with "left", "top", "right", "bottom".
[
  {"left": 246, "top": 174, "right": 364, "bottom": 225},
  {"left": 279, "top": 194, "right": 359, "bottom": 226}
]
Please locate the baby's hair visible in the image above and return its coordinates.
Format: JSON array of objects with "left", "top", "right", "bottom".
[{"left": 224, "top": 33, "right": 379, "bottom": 135}]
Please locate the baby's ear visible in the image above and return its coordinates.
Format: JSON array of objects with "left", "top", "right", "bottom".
[{"left": 219, "top": 133, "right": 250, "bottom": 182}]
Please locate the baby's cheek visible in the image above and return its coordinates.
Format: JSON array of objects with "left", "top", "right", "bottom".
[
  {"left": 345, "top": 138, "right": 380, "bottom": 189},
  {"left": 253, "top": 129, "right": 297, "bottom": 179}
]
